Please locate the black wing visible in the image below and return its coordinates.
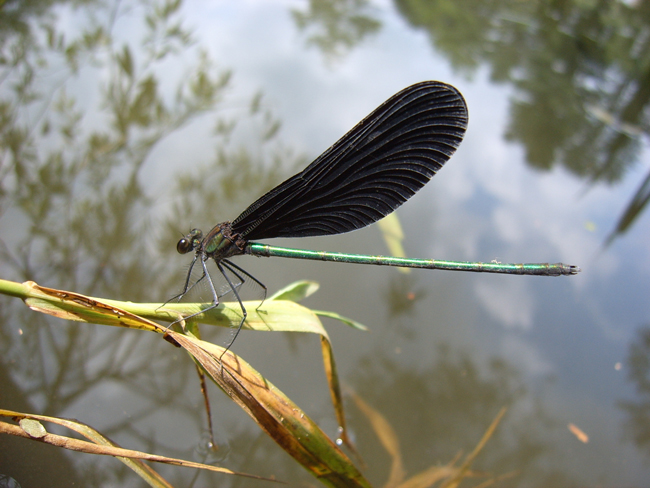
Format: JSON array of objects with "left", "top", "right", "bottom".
[{"left": 231, "top": 81, "right": 468, "bottom": 240}]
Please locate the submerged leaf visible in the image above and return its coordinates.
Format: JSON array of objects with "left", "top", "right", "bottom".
[{"left": 377, "top": 211, "right": 409, "bottom": 275}]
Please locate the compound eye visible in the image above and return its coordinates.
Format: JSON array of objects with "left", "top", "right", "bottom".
[{"left": 176, "top": 237, "right": 193, "bottom": 254}]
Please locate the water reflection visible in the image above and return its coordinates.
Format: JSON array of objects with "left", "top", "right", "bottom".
[
  {"left": 292, "top": 0, "right": 382, "bottom": 61},
  {"left": 1, "top": 0, "right": 647, "bottom": 486},
  {"left": 620, "top": 325, "right": 650, "bottom": 459},
  {"left": 395, "top": 0, "right": 650, "bottom": 242},
  {"left": 0, "top": 1, "right": 302, "bottom": 485},
  {"left": 384, "top": 273, "right": 426, "bottom": 318},
  {"left": 349, "top": 346, "right": 576, "bottom": 487}
]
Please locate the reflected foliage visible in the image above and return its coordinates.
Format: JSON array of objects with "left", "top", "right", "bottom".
[
  {"left": 350, "top": 346, "right": 575, "bottom": 487},
  {"left": 0, "top": 0, "right": 227, "bottom": 298},
  {"left": 0, "top": 0, "right": 65, "bottom": 38},
  {"left": 396, "top": 0, "right": 650, "bottom": 240},
  {"left": 292, "top": 0, "right": 381, "bottom": 62},
  {"left": 0, "top": 0, "right": 300, "bottom": 484},
  {"left": 605, "top": 170, "right": 650, "bottom": 246},
  {"left": 620, "top": 325, "right": 650, "bottom": 458},
  {"left": 384, "top": 273, "right": 426, "bottom": 318}
]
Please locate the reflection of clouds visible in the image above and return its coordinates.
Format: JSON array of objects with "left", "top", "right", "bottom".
[
  {"left": 474, "top": 278, "right": 534, "bottom": 330},
  {"left": 501, "top": 334, "right": 554, "bottom": 376},
  {"left": 493, "top": 205, "right": 525, "bottom": 243},
  {"left": 429, "top": 78, "right": 625, "bottom": 294},
  {"left": 430, "top": 203, "right": 483, "bottom": 259}
]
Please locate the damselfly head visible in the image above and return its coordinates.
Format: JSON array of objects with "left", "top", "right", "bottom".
[{"left": 177, "top": 228, "right": 203, "bottom": 254}]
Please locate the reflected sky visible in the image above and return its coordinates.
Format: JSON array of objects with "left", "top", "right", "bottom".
[{"left": 1, "top": 1, "right": 649, "bottom": 486}]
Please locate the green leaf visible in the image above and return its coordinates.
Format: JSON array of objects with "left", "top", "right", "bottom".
[{"left": 269, "top": 280, "right": 320, "bottom": 301}]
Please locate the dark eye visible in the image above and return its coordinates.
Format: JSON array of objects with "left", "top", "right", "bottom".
[{"left": 176, "top": 237, "right": 192, "bottom": 254}]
